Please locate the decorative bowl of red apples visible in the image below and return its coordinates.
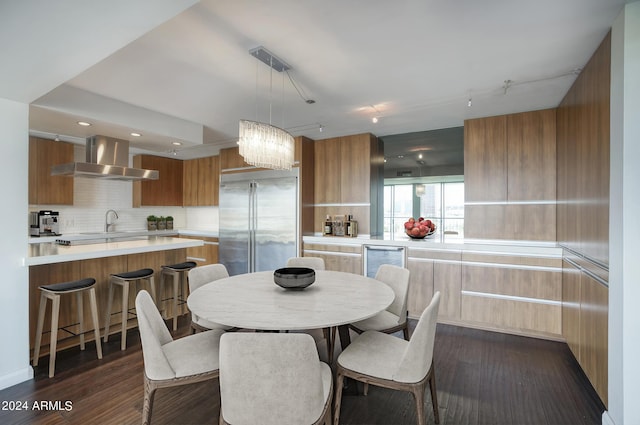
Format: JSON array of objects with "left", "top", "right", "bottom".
[{"left": 404, "top": 217, "right": 436, "bottom": 239}]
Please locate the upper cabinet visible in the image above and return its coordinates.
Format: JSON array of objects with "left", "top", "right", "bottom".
[
  {"left": 314, "top": 133, "right": 378, "bottom": 204},
  {"left": 463, "top": 116, "right": 508, "bottom": 203},
  {"left": 183, "top": 156, "right": 220, "bottom": 206},
  {"left": 29, "top": 137, "right": 74, "bottom": 205},
  {"left": 464, "top": 109, "right": 556, "bottom": 241},
  {"left": 507, "top": 109, "right": 557, "bottom": 202},
  {"left": 313, "top": 133, "right": 384, "bottom": 236},
  {"left": 313, "top": 137, "right": 342, "bottom": 204},
  {"left": 133, "top": 155, "right": 183, "bottom": 207},
  {"left": 220, "top": 146, "right": 252, "bottom": 172}
]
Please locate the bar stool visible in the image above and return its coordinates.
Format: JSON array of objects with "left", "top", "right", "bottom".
[
  {"left": 160, "top": 261, "right": 197, "bottom": 331},
  {"left": 33, "top": 278, "right": 103, "bottom": 378},
  {"left": 103, "top": 268, "right": 156, "bottom": 350}
]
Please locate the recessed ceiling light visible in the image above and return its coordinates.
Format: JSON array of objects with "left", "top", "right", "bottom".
[
  {"left": 172, "top": 141, "right": 182, "bottom": 146},
  {"left": 372, "top": 117, "right": 379, "bottom": 124},
  {"left": 77, "top": 121, "right": 91, "bottom": 126},
  {"left": 130, "top": 132, "right": 142, "bottom": 137},
  {"left": 418, "top": 153, "right": 423, "bottom": 159}
]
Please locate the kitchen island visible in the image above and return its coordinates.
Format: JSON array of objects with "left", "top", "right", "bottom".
[{"left": 28, "top": 235, "right": 204, "bottom": 359}]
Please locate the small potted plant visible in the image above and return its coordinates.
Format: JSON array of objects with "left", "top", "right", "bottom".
[
  {"left": 147, "top": 215, "right": 157, "bottom": 231},
  {"left": 157, "top": 216, "right": 167, "bottom": 230},
  {"left": 165, "top": 216, "right": 174, "bottom": 230}
]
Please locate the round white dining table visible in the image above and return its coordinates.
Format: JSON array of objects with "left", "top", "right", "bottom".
[{"left": 186, "top": 270, "right": 394, "bottom": 332}]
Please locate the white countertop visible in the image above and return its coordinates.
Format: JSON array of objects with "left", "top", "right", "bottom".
[
  {"left": 28, "top": 228, "right": 219, "bottom": 244},
  {"left": 27, "top": 236, "right": 203, "bottom": 266},
  {"left": 303, "top": 235, "right": 563, "bottom": 256}
]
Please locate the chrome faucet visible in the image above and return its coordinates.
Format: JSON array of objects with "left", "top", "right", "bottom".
[{"left": 105, "top": 209, "right": 119, "bottom": 233}]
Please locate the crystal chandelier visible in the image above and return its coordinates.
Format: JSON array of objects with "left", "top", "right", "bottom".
[
  {"left": 238, "top": 119, "right": 294, "bottom": 170},
  {"left": 238, "top": 46, "right": 295, "bottom": 170}
]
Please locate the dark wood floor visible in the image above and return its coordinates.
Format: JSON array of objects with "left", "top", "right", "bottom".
[{"left": 0, "top": 317, "right": 605, "bottom": 425}]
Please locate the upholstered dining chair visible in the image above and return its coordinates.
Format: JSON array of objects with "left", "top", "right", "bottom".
[
  {"left": 219, "top": 333, "right": 333, "bottom": 425},
  {"left": 334, "top": 291, "right": 441, "bottom": 425},
  {"left": 135, "top": 290, "right": 224, "bottom": 425},
  {"left": 350, "top": 264, "right": 411, "bottom": 340},
  {"left": 286, "top": 256, "right": 326, "bottom": 270},
  {"left": 188, "top": 264, "right": 234, "bottom": 333},
  {"left": 285, "top": 256, "right": 335, "bottom": 361}
]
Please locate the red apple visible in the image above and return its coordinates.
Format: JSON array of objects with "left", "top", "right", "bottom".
[
  {"left": 411, "top": 227, "right": 421, "bottom": 236},
  {"left": 404, "top": 222, "right": 413, "bottom": 230},
  {"left": 418, "top": 217, "right": 424, "bottom": 222}
]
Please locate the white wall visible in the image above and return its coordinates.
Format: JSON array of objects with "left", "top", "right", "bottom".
[
  {"left": 0, "top": 98, "right": 33, "bottom": 388},
  {"left": 606, "top": 2, "right": 640, "bottom": 425}
]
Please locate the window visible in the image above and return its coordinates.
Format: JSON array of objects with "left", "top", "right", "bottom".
[{"left": 384, "top": 181, "right": 464, "bottom": 240}]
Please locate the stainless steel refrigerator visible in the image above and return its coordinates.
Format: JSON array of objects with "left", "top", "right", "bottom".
[{"left": 219, "top": 168, "right": 299, "bottom": 276}]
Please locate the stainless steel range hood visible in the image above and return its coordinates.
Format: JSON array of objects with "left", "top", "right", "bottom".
[{"left": 51, "top": 136, "right": 159, "bottom": 181}]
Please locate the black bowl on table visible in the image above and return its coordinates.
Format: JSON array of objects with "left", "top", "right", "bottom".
[{"left": 274, "top": 267, "right": 316, "bottom": 290}]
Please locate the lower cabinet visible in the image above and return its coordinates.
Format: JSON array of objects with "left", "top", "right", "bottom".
[
  {"left": 461, "top": 266, "right": 562, "bottom": 337},
  {"left": 407, "top": 248, "right": 461, "bottom": 321},
  {"left": 182, "top": 236, "right": 219, "bottom": 265},
  {"left": 303, "top": 239, "right": 567, "bottom": 342},
  {"left": 302, "top": 242, "right": 363, "bottom": 274},
  {"left": 562, "top": 257, "right": 608, "bottom": 406},
  {"left": 407, "top": 247, "right": 563, "bottom": 340}
]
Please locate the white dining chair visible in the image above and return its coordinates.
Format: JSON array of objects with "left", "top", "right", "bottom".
[
  {"left": 219, "top": 333, "right": 333, "bottom": 425},
  {"left": 350, "top": 264, "right": 411, "bottom": 340},
  {"left": 135, "top": 290, "right": 224, "bottom": 425},
  {"left": 286, "top": 256, "right": 334, "bottom": 360},
  {"left": 188, "top": 264, "right": 234, "bottom": 333},
  {"left": 286, "top": 256, "right": 326, "bottom": 270},
  {"left": 334, "top": 291, "right": 441, "bottom": 425}
]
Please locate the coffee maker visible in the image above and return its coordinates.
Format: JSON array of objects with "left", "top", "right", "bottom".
[{"left": 29, "top": 210, "right": 61, "bottom": 236}]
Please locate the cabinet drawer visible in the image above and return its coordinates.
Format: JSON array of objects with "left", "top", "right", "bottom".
[
  {"left": 462, "top": 264, "right": 561, "bottom": 301},
  {"left": 461, "top": 294, "right": 561, "bottom": 336}
]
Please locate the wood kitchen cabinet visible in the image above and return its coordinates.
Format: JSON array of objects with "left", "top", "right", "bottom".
[
  {"left": 313, "top": 137, "right": 342, "bottom": 204},
  {"left": 220, "top": 146, "right": 252, "bottom": 171},
  {"left": 463, "top": 116, "right": 507, "bottom": 203},
  {"left": 313, "top": 133, "right": 383, "bottom": 236},
  {"left": 302, "top": 242, "right": 362, "bottom": 274},
  {"left": 407, "top": 248, "right": 461, "bottom": 321},
  {"left": 29, "top": 136, "right": 74, "bottom": 205},
  {"left": 314, "top": 133, "right": 377, "bottom": 204},
  {"left": 464, "top": 109, "right": 556, "bottom": 241},
  {"left": 183, "top": 155, "right": 220, "bottom": 206},
  {"left": 562, "top": 257, "right": 608, "bottom": 406},
  {"left": 182, "top": 235, "right": 219, "bottom": 265},
  {"left": 460, "top": 251, "right": 562, "bottom": 338},
  {"left": 133, "top": 155, "right": 183, "bottom": 206},
  {"left": 507, "top": 109, "right": 556, "bottom": 201}
]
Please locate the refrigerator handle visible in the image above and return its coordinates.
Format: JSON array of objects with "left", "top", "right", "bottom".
[{"left": 248, "top": 182, "right": 257, "bottom": 272}]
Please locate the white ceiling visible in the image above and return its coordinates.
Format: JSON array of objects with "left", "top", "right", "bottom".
[{"left": 5, "top": 0, "right": 628, "bottom": 160}]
